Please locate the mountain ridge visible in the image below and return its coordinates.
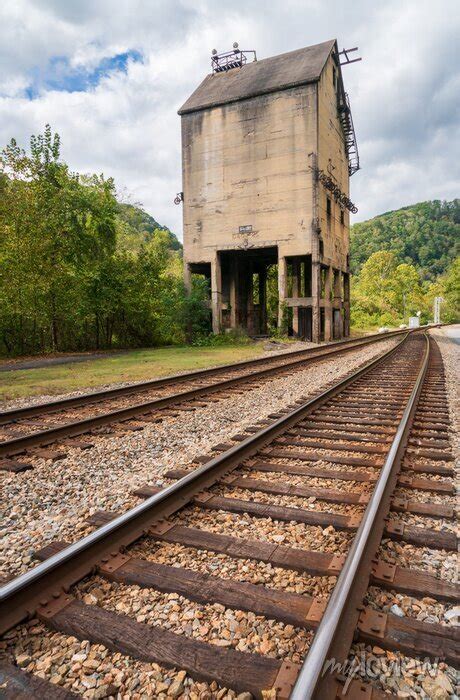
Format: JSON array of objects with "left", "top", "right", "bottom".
[
  {"left": 115, "top": 202, "right": 182, "bottom": 253},
  {"left": 350, "top": 198, "right": 459, "bottom": 280}
]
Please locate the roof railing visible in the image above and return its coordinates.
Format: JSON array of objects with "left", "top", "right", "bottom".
[{"left": 211, "top": 44, "right": 257, "bottom": 73}]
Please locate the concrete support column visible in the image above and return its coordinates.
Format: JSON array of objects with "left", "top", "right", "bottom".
[
  {"left": 229, "top": 257, "right": 237, "bottom": 329},
  {"left": 277, "top": 254, "right": 288, "bottom": 330},
  {"left": 260, "top": 266, "right": 267, "bottom": 334},
  {"left": 211, "top": 254, "right": 222, "bottom": 335},
  {"left": 247, "top": 261, "right": 255, "bottom": 336},
  {"left": 343, "top": 272, "right": 350, "bottom": 337},
  {"left": 311, "top": 261, "right": 321, "bottom": 343},
  {"left": 292, "top": 259, "right": 300, "bottom": 336},
  {"left": 184, "top": 262, "right": 192, "bottom": 293},
  {"left": 324, "top": 266, "right": 333, "bottom": 342},
  {"left": 183, "top": 263, "right": 193, "bottom": 343}
]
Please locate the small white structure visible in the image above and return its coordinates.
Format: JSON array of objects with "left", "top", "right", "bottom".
[{"left": 409, "top": 316, "right": 420, "bottom": 328}]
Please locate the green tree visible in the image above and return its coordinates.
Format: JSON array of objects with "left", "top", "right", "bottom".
[
  {"left": 351, "top": 251, "right": 424, "bottom": 328},
  {"left": 423, "top": 257, "right": 460, "bottom": 323},
  {"left": 0, "top": 125, "right": 117, "bottom": 352}
]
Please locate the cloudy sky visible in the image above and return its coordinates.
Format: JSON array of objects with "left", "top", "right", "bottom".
[{"left": 1, "top": 0, "right": 459, "bottom": 238}]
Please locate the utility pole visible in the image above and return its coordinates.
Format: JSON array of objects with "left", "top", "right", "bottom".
[{"left": 433, "top": 296, "right": 444, "bottom": 324}]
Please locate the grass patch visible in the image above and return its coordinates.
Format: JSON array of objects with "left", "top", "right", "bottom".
[{"left": 0, "top": 345, "right": 268, "bottom": 402}]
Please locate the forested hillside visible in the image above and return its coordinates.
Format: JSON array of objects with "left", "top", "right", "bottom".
[
  {"left": 116, "top": 203, "right": 182, "bottom": 253},
  {"left": 350, "top": 200, "right": 459, "bottom": 280},
  {"left": 350, "top": 200, "right": 459, "bottom": 328}
]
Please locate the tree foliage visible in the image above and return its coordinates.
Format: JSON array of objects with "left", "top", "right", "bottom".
[
  {"left": 351, "top": 251, "right": 459, "bottom": 328},
  {"left": 0, "top": 126, "right": 203, "bottom": 355},
  {"left": 115, "top": 202, "right": 182, "bottom": 253}
]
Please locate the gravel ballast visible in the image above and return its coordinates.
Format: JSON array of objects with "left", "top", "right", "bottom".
[
  {"left": 1, "top": 331, "right": 456, "bottom": 698},
  {"left": 346, "top": 328, "right": 459, "bottom": 698},
  {"left": 0, "top": 338, "right": 397, "bottom": 579}
]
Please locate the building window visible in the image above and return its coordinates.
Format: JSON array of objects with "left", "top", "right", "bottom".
[
  {"left": 326, "top": 197, "right": 331, "bottom": 220},
  {"left": 340, "top": 209, "right": 344, "bottom": 225},
  {"left": 333, "top": 67, "right": 337, "bottom": 90}
]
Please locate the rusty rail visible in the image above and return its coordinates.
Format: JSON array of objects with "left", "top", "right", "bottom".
[{"left": 291, "top": 333, "right": 430, "bottom": 700}]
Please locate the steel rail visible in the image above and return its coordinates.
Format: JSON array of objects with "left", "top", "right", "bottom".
[
  {"left": 0, "top": 331, "right": 417, "bottom": 458},
  {"left": 290, "top": 333, "right": 430, "bottom": 700},
  {"left": 0, "top": 333, "right": 411, "bottom": 634},
  {"left": 0, "top": 328, "right": 418, "bottom": 425}
]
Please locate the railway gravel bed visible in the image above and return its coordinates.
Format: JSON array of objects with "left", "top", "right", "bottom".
[
  {"left": 0, "top": 338, "right": 396, "bottom": 580},
  {"left": 0, "top": 331, "right": 457, "bottom": 700},
  {"left": 341, "top": 328, "right": 459, "bottom": 700}
]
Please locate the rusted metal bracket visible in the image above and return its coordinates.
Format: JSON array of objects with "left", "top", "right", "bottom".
[
  {"left": 371, "top": 560, "right": 396, "bottom": 583},
  {"left": 37, "top": 592, "right": 74, "bottom": 621},
  {"left": 391, "top": 496, "right": 408, "bottom": 511},
  {"left": 270, "top": 660, "right": 301, "bottom": 700},
  {"left": 193, "top": 491, "right": 214, "bottom": 504},
  {"left": 244, "top": 458, "right": 258, "bottom": 467},
  {"left": 98, "top": 552, "right": 131, "bottom": 575},
  {"left": 149, "top": 519, "right": 175, "bottom": 536},
  {"left": 306, "top": 598, "right": 328, "bottom": 624},
  {"left": 357, "top": 608, "right": 387, "bottom": 639},
  {"left": 336, "top": 678, "right": 373, "bottom": 699},
  {"left": 193, "top": 455, "right": 213, "bottom": 464},
  {"left": 386, "top": 519, "right": 405, "bottom": 536},
  {"left": 347, "top": 514, "right": 362, "bottom": 529},
  {"left": 328, "top": 554, "right": 346, "bottom": 574},
  {"left": 220, "top": 474, "right": 238, "bottom": 484}
]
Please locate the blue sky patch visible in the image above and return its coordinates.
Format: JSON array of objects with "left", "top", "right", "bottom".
[{"left": 24, "top": 50, "right": 142, "bottom": 99}]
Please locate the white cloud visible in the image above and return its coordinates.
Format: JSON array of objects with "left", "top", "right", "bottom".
[{"left": 0, "top": 0, "right": 458, "bottom": 236}]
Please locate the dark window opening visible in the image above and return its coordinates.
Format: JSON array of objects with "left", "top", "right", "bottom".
[
  {"left": 326, "top": 197, "right": 331, "bottom": 219},
  {"left": 340, "top": 209, "right": 344, "bottom": 225},
  {"left": 319, "top": 239, "right": 324, "bottom": 258},
  {"left": 333, "top": 67, "right": 337, "bottom": 90}
]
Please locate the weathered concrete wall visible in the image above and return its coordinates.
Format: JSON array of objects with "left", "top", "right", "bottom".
[
  {"left": 317, "top": 56, "right": 350, "bottom": 271},
  {"left": 181, "top": 83, "right": 318, "bottom": 264}
]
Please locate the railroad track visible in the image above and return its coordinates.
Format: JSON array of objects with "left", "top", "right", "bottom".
[
  {"left": 0, "top": 329, "right": 412, "bottom": 470},
  {"left": 0, "top": 331, "right": 457, "bottom": 699}
]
